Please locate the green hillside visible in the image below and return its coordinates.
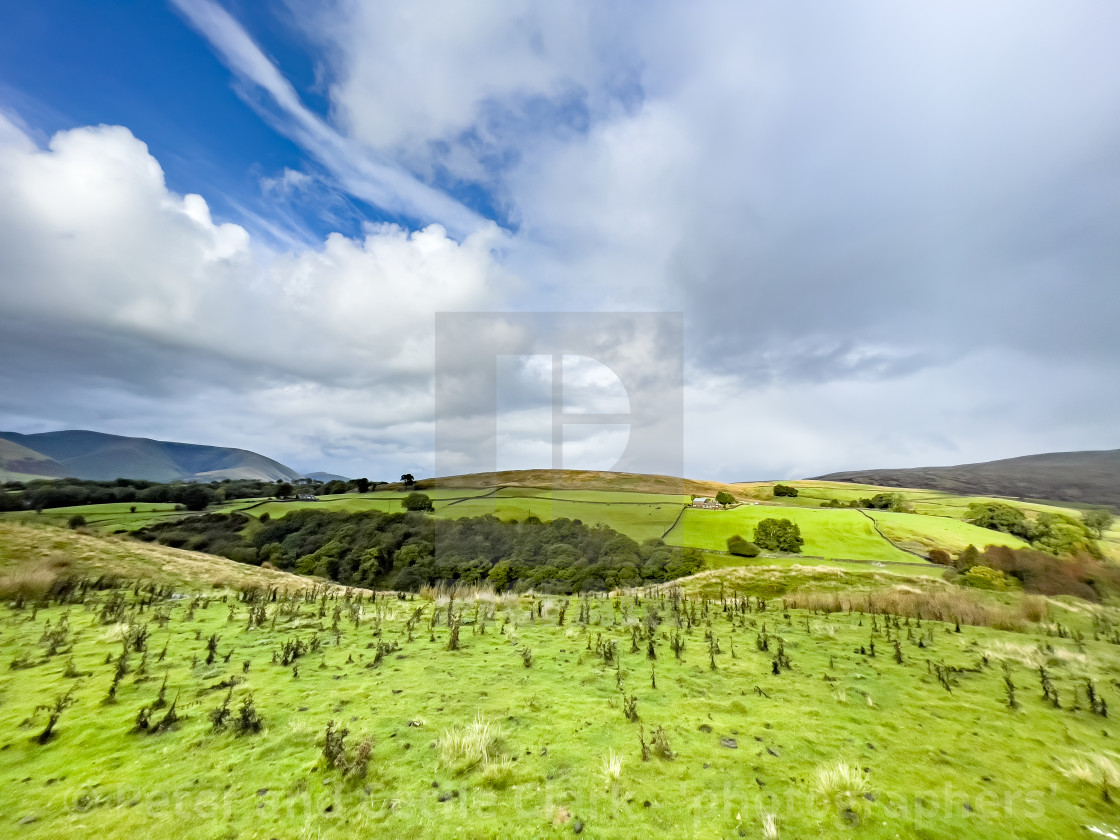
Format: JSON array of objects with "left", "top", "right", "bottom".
[
  {"left": 1, "top": 549, "right": 1119, "bottom": 839},
  {"left": 13, "top": 473, "right": 1115, "bottom": 571},
  {"left": 1, "top": 470, "right": 1119, "bottom": 838}
]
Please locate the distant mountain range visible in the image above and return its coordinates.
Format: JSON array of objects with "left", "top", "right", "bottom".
[
  {"left": 303, "top": 471, "right": 350, "bottom": 483},
  {"left": 816, "top": 449, "right": 1120, "bottom": 509},
  {"left": 0, "top": 430, "right": 303, "bottom": 483}
]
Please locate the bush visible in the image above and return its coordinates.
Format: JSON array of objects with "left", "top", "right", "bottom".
[
  {"left": 773, "top": 484, "right": 799, "bottom": 498},
  {"left": 753, "top": 518, "right": 804, "bottom": 553},
  {"left": 322, "top": 719, "right": 372, "bottom": 778},
  {"left": 865, "top": 492, "right": 910, "bottom": 512},
  {"left": 727, "top": 534, "right": 760, "bottom": 557},
  {"left": 232, "top": 694, "right": 264, "bottom": 735},
  {"left": 958, "top": 565, "right": 1019, "bottom": 591},
  {"left": 67, "top": 514, "right": 86, "bottom": 530},
  {"left": 967, "top": 544, "right": 1120, "bottom": 601},
  {"left": 928, "top": 548, "right": 951, "bottom": 566},
  {"left": 401, "top": 492, "right": 434, "bottom": 512}
]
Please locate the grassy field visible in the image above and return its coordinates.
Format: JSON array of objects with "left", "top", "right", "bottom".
[
  {"left": 666, "top": 506, "right": 920, "bottom": 564},
  {"left": 214, "top": 489, "right": 689, "bottom": 545},
  {"left": 3, "top": 504, "right": 187, "bottom": 533},
  {"left": 864, "top": 511, "right": 1030, "bottom": 555},
  {"left": 2, "top": 552, "right": 1119, "bottom": 839},
  {"left": 0, "top": 522, "right": 325, "bottom": 591},
  {"left": 2, "top": 474, "right": 1113, "bottom": 570}
]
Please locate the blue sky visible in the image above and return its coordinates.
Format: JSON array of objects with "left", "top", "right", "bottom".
[
  {"left": 1, "top": 1, "right": 1119, "bottom": 480},
  {"left": 0, "top": 3, "right": 319, "bottom": 232},
  {"left": 0, "top": 0, "right": 497, "bottom": 244}
]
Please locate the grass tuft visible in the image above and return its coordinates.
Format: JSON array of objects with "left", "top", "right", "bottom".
[
  {"left": 602, "top": 749, "right": 623, "bottom": 784},
  {"left": 438, "top": 713, "right": 502, "bottom": 773},
  {"left": 813, "top": 759, "right": 869, "bottom": 808}
]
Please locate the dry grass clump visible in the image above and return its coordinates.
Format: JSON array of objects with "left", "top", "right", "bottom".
[
  {"left": 813, "top": 759, "right": 869, "bottom": 807},
  {"left": 0, "top": 565, "right": 59, "bottom": 600},
  {"left": 602, "top": 749, "right": 623, "bottom": 784},
  {"left": 1060, "top": 752, "right": 1120, "bottom": 792},
  {"left": 784, "top": 586, "right": 1033, "bottom": 631},
  {"left": 0, "top": 522, "right": 327, "bottom": 592},
  {"left": 438, "top": 713, "right": 503, "bottom": 773},
  {"left": 981, "top": 640, "right": 1087, "bottom": 671}
]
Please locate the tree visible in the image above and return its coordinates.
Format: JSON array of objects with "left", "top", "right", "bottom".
[
  {"left": 964, "top": 502, "right": 1033, "bottom": 539},
  {"left": 955, "top": 544, "right": 981, "bottom": 571},
  {"left": 1084, "top": 508, "right": 1115, "bottom": 539},
  {"left": 181, "top": 485, "right": 214, "bottom": 512},
  {"left": 866, "top": 492, "right": 909, "bottom": 512},
  {"left": 355, "top": 478, "right": 370, "bottom": 494},
  {"left": 401, "top": 492, "right": 434, "bottom": 512},
  {"left": 752, "top": 518, "right": 804, "bottom": 552},
  {"left": 715, "top": 490, "right": 735, "bottom": 506},
  {"left": 772, "top": 484, "right": 799, "bottom": 498},
  {"left": 400, "top": 474, "right": 415, "bottom": 488},
  {"left": 726, "top": 534, "right": 760, "bottom": 557},
  {"left": 275, "top": 482, "right": 294, "bottom": 500},
  {"left": 958, "top": 565, "right": 1018, "bottom": 591},
  {"left": 488, "top": 560, "right": 513, "bottom": 591},
  {"left": 1032, "top": 512, "right": 1100, "bottom": 558}
]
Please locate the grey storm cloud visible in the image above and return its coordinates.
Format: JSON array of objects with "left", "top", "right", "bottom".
[{"left": 1, "top": 0, "right": 1119, "bottom": 480}]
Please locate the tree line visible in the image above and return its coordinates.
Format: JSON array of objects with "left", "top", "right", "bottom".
[
  {"left": 0, "top": 474, "right": 419, "bottom": 513},
  {"left": 135, "top": 509, "right": 705, "bottom": 593}
]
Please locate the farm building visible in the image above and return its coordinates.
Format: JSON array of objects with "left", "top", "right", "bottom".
[{"left": 691, "top": 497, "right": 721, "bottom": 509}]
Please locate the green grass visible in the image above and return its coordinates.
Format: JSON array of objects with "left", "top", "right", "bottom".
[
  {"left": 214, "top": 489, "right": 688, "bottom": 545},
  {"left": 2, "top": 479, "right": 1109, "bottom": 570},
  {"left": 865, "top": 511, "right": 1031, "bottom": 555},
  {"left": 698, "top": 551, "right": 948, "bottom": 578},
  {"left": 436, "top": 495, "right": 684, "bottom": 543},
  {"left": 666, "top": 506, "right": 920, "bottom": 564},
  {"left": 3, "top": 503, "right": 186, "bottom": 532},
  {"left": 1, "top": 561, "right": 1118, "bottom": 839}
]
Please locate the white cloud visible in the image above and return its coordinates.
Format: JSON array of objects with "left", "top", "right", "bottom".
[
  {"left": 5, "top": 1, "right": 1120, "bottom": 480},
  {"left": 170, "top": 0, "right": 488, "bottom": 236},
  {"left": 317, "top": 1, "right": 607, "bottom": 150},
  {"left": 0, "top": 114, "right": 510, "bottom": 476}
]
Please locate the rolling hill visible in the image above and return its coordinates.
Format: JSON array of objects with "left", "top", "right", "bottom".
[
  {"left": 817, "top": 448, "right": 1120, "bottom": 509},
  {"left": 0, "top": 429, "right": 302, "bottom": 483},
  {"left": 0, "top": 437, "right": 69, "bottom": 480}
]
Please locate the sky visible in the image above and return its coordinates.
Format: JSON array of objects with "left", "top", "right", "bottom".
[{"left": 1, "top": 1, "right": 1118, "bottom": 481}]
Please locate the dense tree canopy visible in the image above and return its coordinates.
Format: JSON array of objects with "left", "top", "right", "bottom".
[
  {"left": 136, "top": 510, "right": 705, "bottom": 593},
  {"left": 753, "top": 518, "right": 804, "bottom": 552},
  {"left": 966, "top": 502, "right": 1101, "bottom": 557}
]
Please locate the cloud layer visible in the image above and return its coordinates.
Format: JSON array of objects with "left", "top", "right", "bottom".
[{"left": 2, "top": 1, "right": 1120, "bottom": 479}]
